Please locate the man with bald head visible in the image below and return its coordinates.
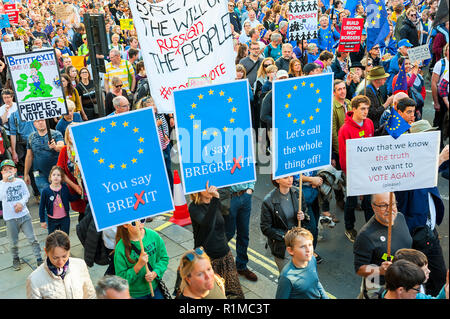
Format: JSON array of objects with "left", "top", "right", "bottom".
[
  {"left": 353, "top": 192, "right": 412, "bottom": 299},
  {"left": 378, "top": 91, "right": 409, "bottom": 127}
]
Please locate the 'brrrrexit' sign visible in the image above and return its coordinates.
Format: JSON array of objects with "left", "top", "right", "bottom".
[
  {"left": 6, "top": 49, "right": 67, "bottom": 122},
  {"left": 128, "top": 0, "right": 236, "bottom": 113}
]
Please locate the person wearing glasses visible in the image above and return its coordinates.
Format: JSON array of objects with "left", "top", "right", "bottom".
[
  {"left": 382, "top": 260, "right": 426, "bottom": 299},
  {"left": 114, "top": 219, "right": 169, "bottom": 299},
  {"left": 76, "top": 67, "right": 96, "bottom": 120},
  {"left": 105, "top": 76, "right": 130, "bottom": 116},
  {"left": 399, "top": 7, "right": 420, "bottom": 47},
  {"left": 353, "top": 192, "right": 412, "bottom": 299},
  {"left": 176, "top": 247, "right": 226, "bottom": 299},
  {"left": 188, "top": 182, "right": 245, "bottom": 299}
]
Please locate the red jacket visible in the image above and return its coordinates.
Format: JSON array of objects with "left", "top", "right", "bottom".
[{"left": 338, "top": 111, "right": 375, "bottom": 174}]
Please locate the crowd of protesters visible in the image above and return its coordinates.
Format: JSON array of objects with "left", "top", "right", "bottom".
[{"left": 0, "top": 0, "right": 448, "bottom": 300}]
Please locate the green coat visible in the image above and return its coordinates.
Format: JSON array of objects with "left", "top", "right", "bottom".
[
  {"left": 114, "top": 228, "right": 169, "bottom": 298},
  {"left": 332, "top": 98, "right": 351, "bottom": 155}
]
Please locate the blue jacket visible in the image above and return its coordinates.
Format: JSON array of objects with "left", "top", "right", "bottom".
[
  {"left": 39, "top": 183, "right": 80, "bottom": 222},
  {"left": 395, "top": 187, "right": 445, "bottom": 234}
]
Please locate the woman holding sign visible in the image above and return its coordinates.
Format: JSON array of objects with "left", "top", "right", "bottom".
[
  {"left": 188, "top": 182, "right": 244, "bottom": 299},
  {"left": 114, "top": 219, "right": 169, "bottom": 299},
  {"left": 260, "top": 176, "right": 309, "bottom": 272}
]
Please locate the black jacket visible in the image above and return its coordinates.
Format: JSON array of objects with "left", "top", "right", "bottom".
[
  {"left": 229, "top": 12, "right": 242, "bottom": 33},
  {"left": 399, "top": 19, "right": 419, "bottom": 47},
  {"left": 260, "top": 187, "right": 308, "bottom": 259},
  {"left": 76, "top": 207, "right": 109, "bottom": 267},
  {"left": 331, "top": 58, "right": 347, "bottom": 80}
]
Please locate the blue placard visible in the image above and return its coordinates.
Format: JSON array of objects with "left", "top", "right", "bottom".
[
  {"left": 272, "top": 73, "right": 333, "bottom": 179},
  {"left": 0, "top": 14, "right": 11, "bottom": 29},
  {"left": 173, "top": 79, "right": 256, "bottom": 194},
  {"left": 70, "top": 108, "right": 174, "bottom": 231}
]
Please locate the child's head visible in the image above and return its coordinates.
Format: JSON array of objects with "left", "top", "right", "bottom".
[
  {"left": 285, "top": 227, "right": 314, "bottom": 262},
  {"left": 1, "top": 159, "right": 17, "bottom": 180},
  {"left": 48, "top": 166, "right": 65, "bottom": 184},
  {"left": 394, "top": 248, "right": 430, "bottom": 283}
]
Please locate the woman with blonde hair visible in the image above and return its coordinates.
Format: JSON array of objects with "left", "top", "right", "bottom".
[
  {"left": 176, "top": 247, "right": 226, "bottom": 299},
  {"left": 188, "top": 182, "right": 244, "bottom": 299},
  {"left": 288, "top": 58, "right": 303, "bottom": 78},
  {"left": 254, "top": 57, "right": 275, "bottom": 94}
]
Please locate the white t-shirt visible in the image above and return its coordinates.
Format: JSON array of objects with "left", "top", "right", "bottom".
[
  {"left": 432, "top": 58, "right": 449, "bottom": 83},
  {"left": 0, "top": 178, "right": 30, "bottom": 221},
  {"left": 0, "top": 103, "right": 18, "bottom": 134}
]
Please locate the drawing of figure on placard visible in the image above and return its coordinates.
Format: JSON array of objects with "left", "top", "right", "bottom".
[
  {"left": 16, "top": 59, "right": 53, "bottom": 101},
  {"left": 306, "top": 1, "right": 313, "bottom": 11}
]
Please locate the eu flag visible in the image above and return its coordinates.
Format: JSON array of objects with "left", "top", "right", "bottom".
[
  {"left": 386, "top": 108, "right": 411, "bottom": 139},
  {"left": 366, "top": 0, "right": 390, "bottom": 51},
  {"left": 345, "top": 0, "right": 359, "bottom": 17},
  {"left": 394, "top": 60, "right": 408, "bottom": 94},
  {"left": 173, "top": 80, "right": 256, "bottom": 194},
  {"left": 70, "top": 108, "right": 174, "bottom": 231}
]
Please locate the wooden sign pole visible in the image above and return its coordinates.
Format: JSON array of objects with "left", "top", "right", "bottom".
[
  {"left": 139, "top": 235, "right": 155, "bottom": 297},
  {"left": 386, "top": 192, "right": 394, "bottom": 261},
  {"left": 298, "top": 173, "right": 303, "bottom": 227}
]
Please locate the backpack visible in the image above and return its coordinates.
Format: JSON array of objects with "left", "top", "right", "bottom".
[{"left": 134, "top": 78, "right": 150, "bottom": 103}]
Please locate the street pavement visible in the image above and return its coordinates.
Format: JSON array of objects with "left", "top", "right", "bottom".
[{"left": 0, "top": 82, "right": 447, "bottom": 299}]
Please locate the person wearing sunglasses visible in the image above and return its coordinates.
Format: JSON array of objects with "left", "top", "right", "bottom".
[
  {"left": 188, "top": 181, "right": 244, "bottom": 299},
  {"left": 105, "top": 76, "right": 130, "bottom": 116},
  {"left": 114, "top": 219, "right": 169, "bottom": 299},
  {"left": 398, "top": 7, "right": 420, "bottom": 48},
  {"left": 175, "top": 247, "right": 226, "bottom": 299}
]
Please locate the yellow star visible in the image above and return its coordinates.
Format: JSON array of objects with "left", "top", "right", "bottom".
[
  {"left": 203, "top": 130, "right": 208, "bottom": 136},
  {"left": 374, "top": 0, "right": 379, "bottom": 3},
  {"left": 109, "top": 163, "right": 115, "bottom": 169},
  {"left": 229, "top": 118, "right": 235, "bottom": 124},
  {"left": 99, "top": 127, "right": 106, "bottom": 133},
  {"left": 301, "top": 119, "right": 306, "bottom": 124},
  {"left": 93, "top": 137, "right": 99, "bottom": 143},
  {"left": 190, "top": 114, "right": 195, "bottom": 120},
  {"left": 293, "top": 85, "right": 298, "bottom": 90},
  {"left": 133, "top": 127, "right": 139, "bottom": 133},
  {"left": 98, "top": 158, "right": 104, "bottom": 164},
  {"left": 139, "top": 137, "right": 144, "bottom": 143},
  {"left": 315, "top": 89, "right": 320, "bottom": 94},
  {"left": 208, "top": 89, "right": 214, "bottom": 95},
  {"left": 93, "top": 148, "right": 99, "bottom": 154},
  {"left": 231, "top": 107, "right": 237, "bottom": 113},
  {"left": 318, "top": 98, "right": 322, "bottom": 103},
  {"left": 310, "top": 83, "right": 314, "bottom": 88},
  {"left": 378, "top": 5, "right": 382, "bottom": 11},
  {"left": 213, "top": 131, "right": 218, "bottom": 137},
  {"left": 110, "top": 121, "right": 116, "bottom": 127},
  {"left": 121, "top": 163, "right": 127, "bottom": 169},
  {"left": 285, "top": 103, "right": 289, "bottom": 108},
  {"left": 227, "top": 97, "right": 233, "bottom": 103},
  {"left": 138, "top": 148, "right": 144, "bottom": 154},
  {"left": 371, "top": 20, "right": 376, "bottom": 25},
  {"left": 191, "top": 103, "right": 197, "bottom": 109},
  {"left": 287, "top": 93, "right": 291, "bottom": 98},
  {"left": 376, "top": 13, "right": 380, "bottom": 19},
  {"left": 302, "top": 81, "right": 306, "bottom": 86},
  {"left": 131, "top": 158, "right": 137, "bottom": 164},
  {"left": 223, "top": 126, "right": 228, "bottom": 132},
  {"left": 194, "top": 124, "right": 199, "bottom": 129},
  {"left": 122, "top": 121, "right": 129, "bottom": 127},
  {"left": 316, "top": 108, "right": 320, "bottom": 113},
  {"left": 309, "top": 115, "right": 314, "bottom": 121},
  {"left": 219, "top": 91, "right": 225, "bottom": 96},
  {"left": 293, "top": 118, "right": 297, "bottom": 124},
  {"left": 287, "top": 113, "right": 291, "bottom": 118},
  {"left": 198, "top": 94, "right": 204, "bottom": 100}
]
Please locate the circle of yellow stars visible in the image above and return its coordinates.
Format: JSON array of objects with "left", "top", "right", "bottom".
[
  {"left": 284, "top": 80, "right": 322, "bottom": 125},
  {"left": 92, "top": 120, "right": 144, "bottom": 169},
  {"left": 189, "top": 88, "right": 237, "bottom": 136},
  {"left": 387, "top": 115, "right": 401, "bottom": 131}
]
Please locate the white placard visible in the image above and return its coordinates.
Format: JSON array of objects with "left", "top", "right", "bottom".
[
  {"left": 407, "top": 44, "right": 432, "bottom": 63},
  {"left": 0, "top": 40, "right": 25, "bottom": 56},
  {"left": 288, "top": 0, "right": 319, "bottom": 41},
  {"left": 346, "top": 132, "right": 440, "bottom": 196},
  {"left": 128, "top": 0, "right": 236, "bottom": 113},
  {"left": 5, "top": 49, "right": 68, "bottom": 121}
]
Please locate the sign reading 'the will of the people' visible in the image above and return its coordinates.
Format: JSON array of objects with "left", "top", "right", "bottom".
[
  {"left": 128, "top": 0, "right": 236, "bottom": 113},
  {"left": 6, "top": 49, "right": 68, "bottom": 122}
]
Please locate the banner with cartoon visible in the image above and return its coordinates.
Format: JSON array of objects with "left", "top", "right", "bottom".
[{"left": 6, "top": 49, "right": 68, "bottom": 122}]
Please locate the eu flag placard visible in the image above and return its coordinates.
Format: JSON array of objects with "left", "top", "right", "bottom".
[
  {"left": 70, "top": 108, "right": 174, "bottom": 231},
  {"left": 272, "top": 73, "right": 333, "bottom": 179},
  {"left": 173, "top": 79, "right": 256, "bottom": 194}
]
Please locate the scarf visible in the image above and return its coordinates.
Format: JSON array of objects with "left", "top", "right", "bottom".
[
  {"left": 47, "top": 257, "right": 69, "bottom": 280},
  {"left": 67, "top": 144, "right": 85, "bottom": 200}
]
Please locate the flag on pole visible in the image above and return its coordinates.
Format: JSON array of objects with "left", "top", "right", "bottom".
[
  {"left": 366, "top": 0, "right": 390, "bottom": 51},
  {"left": 393, "top": 60, "right": 408, "bottom": 94}
]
